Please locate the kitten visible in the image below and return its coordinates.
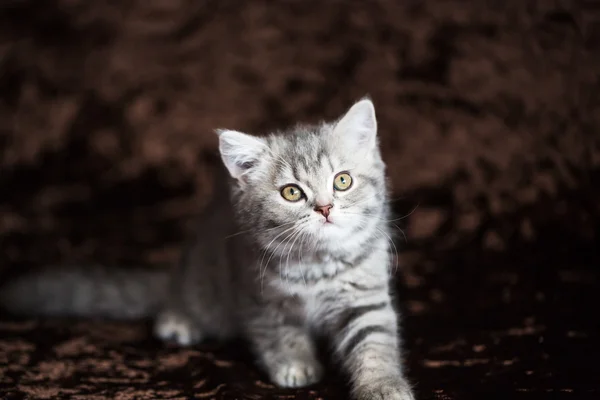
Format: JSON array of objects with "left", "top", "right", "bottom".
[{"left": 0, "top": 98, "right": 415, "bottom": 400}]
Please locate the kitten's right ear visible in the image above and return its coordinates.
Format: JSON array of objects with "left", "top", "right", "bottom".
[
  {"left": 332, "top": 97, "right": 378, "bottom": 154},
  {"left": 216, "top": 129, "right": 267, "bottom": 181}
]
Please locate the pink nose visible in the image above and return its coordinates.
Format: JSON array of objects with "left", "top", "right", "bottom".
[{"left": 314, "top": 204, "right": 333, "bottom": 218}]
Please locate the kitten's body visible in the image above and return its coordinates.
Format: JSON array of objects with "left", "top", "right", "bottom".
[{"left": 0, "top": 99, "right": 415, "bottom": 399}]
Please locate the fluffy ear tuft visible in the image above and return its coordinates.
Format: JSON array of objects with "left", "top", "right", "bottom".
[
  {"left": 332, "top": 97, "right": 378, "bottom": 150},
  {"left": 216, "top": 129, "right": 267, "bottom": 180}
]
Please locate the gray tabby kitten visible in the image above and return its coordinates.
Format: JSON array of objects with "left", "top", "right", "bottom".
[{"left": 0, "top": 98, "right": 415, "bottom": 400}]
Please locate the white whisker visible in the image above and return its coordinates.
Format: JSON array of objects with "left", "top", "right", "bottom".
[
  {"left": 339, "top": 210, "right": 409, "bottom": 244},
  {"left": 278, "top": 224, "right": 306, "bottom": 291},
  {"left": 225, "top": 220, "right": 297, "bottom": 240},
  {"left": 272, "top": 227, "right": 301, "bottom": 291},
  {"left": 387, "top": 203, "right": 420, "bottom": 222},
  {"left": 375, "top": 226, "right": 400, "bottom": 278},
  {"left": 297, "top": 229, "right": 309, "bottom": 287},
  {"left": 258, "top": 224, "right": 299, "bottom": 293},
  {"left": 284, "top": 227, "right": 305, "bottom": 287}
]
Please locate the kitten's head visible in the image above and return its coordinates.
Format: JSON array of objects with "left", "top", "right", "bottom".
[{"left": 217, "top": 98, "right": 387, "bottom": 255}]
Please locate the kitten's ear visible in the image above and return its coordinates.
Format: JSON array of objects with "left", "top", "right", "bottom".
[
  {"left": 216, "top": 129, "right": 267, "bottom": 180},
  {"left": 332, "top": 97, "right": 378, "bottom": 151}
]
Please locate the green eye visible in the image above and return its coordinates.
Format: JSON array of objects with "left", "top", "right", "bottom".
[
  {"left": 333, "top": 172, "right": 353, "bottom": 191},
  {"left": 280, "top": 185, "right": 304, "bottom": 202}
]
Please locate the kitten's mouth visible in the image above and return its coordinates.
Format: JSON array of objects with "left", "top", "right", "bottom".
[{"left": 315, "top": 215, "right": 336, "bottom": 228}]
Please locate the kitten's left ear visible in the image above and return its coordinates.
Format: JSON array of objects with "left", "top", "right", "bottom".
[
  {"left": 332, "top": 97, "right": 378, "bottom": 151},
  {"left": 216, "top": 129, "right": 267, "bottom": 181}
]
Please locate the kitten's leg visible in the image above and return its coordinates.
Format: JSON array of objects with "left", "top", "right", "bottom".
[
  {"left": 154, "top": 308, "right": 203, "bottom": 346},
  {"left": 328, "top": 294, "right": 414, "bottom": 400},
  {"left": 247, "top": 308, "right": 323, "bottom": 388}
]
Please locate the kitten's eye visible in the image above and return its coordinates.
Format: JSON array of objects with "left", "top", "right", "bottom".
[
  {"left": 334, "top": 172, "right": 353, "bottom": 191},
  {"left": 280, "top": 185, "right": 304, "bottom": 202}
]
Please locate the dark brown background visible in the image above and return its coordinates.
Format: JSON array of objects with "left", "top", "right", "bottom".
[{"left": 0, "top": 1, "right": 599, "bottom": 399}]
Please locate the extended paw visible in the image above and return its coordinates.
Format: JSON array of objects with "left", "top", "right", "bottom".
[
  {"left": 154, "top": 311, "right": 202, "bottom": 346},
  {"left": 269, "top": 358, "right": 324, "bottom": 388},
  {"left": 354, "top": 378, "right": 415, "bottom": 400}
]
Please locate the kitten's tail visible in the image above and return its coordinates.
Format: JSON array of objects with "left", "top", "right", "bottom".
[{"left": 0, "top": 266, "right": 169, "bottom": 319}]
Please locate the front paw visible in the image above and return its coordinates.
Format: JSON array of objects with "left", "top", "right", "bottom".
[
  {"left": 354, "top": 378, "right": 415, "bottom": 400},
  {"left": 154, "top": 310, "right": 202, "bottom": 346},
  {"left": 268, "top": 358, "right": 324, "bottom": 388}
]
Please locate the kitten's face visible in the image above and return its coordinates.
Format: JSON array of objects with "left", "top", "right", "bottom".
[{"left": 218, "top": 98, "right": 387, "bottom": 256}]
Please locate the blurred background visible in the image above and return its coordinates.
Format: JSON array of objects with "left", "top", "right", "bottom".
[{"left": 0, "top": 1, "right": 598, "bottom": 399}]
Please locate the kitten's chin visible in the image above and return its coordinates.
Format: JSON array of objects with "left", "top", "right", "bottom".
[
  {"left": 314, "top": 219, "right": 346, "bottom": 239},
  {"left": 316, "top": 216, "right": 356, "bottom": 232}
]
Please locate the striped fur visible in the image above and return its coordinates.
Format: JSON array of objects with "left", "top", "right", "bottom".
[{"left": 0, "top": 98, "right": 414, "bottom": 399}]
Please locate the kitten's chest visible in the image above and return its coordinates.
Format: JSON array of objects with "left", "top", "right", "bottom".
[{"left": 271, "top": 255, "right": 353, "bottom": 297}]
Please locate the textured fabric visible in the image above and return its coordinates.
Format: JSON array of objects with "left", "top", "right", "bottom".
[{"left": 0, "top": 0, "right": 599, "bottom": 399}]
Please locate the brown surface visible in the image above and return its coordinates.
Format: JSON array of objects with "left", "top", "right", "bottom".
[{"left": 1, "top": 0, "right": 599, "bottom": 399}]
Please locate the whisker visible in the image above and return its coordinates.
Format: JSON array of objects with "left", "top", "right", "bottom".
[
  {"left": 338, "top": 210, "right": 409, "bottom": 244},
  {"left": 258, "top": 224, "right": 299, "bottom": 293},
  {"left": 225, "top": 220, "right": 297, "bottom": 240},
  {"left": 387, "top": 203, "right": 420, "bottom": 222},
  {"left": 390, "top": 222, "right": 408, "bottom": 244},
  {"left": 297, "top": 229, "right": 309, "bottom": 287},
  {"left": 340, "top": 190, "right": 386, "bottom": 209},
  {"left": 375, "top": 226, "right": 400, "bottom": 278},
  {"left": 272, "top": 228, "right": 300, "bottom": 291},
  {"left": 284, "top": 227, "right": 305, "bottom": 287},
  {"left": 278, "top": 224, "right": 306, "bottom": 291},
  {"left": 264, "top": 220, "right": 310, "bottom": 291}
]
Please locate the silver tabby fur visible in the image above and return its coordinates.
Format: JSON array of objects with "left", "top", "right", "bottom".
[{"left": 1, "top": 98, "right": 415, "bottom": 400}]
